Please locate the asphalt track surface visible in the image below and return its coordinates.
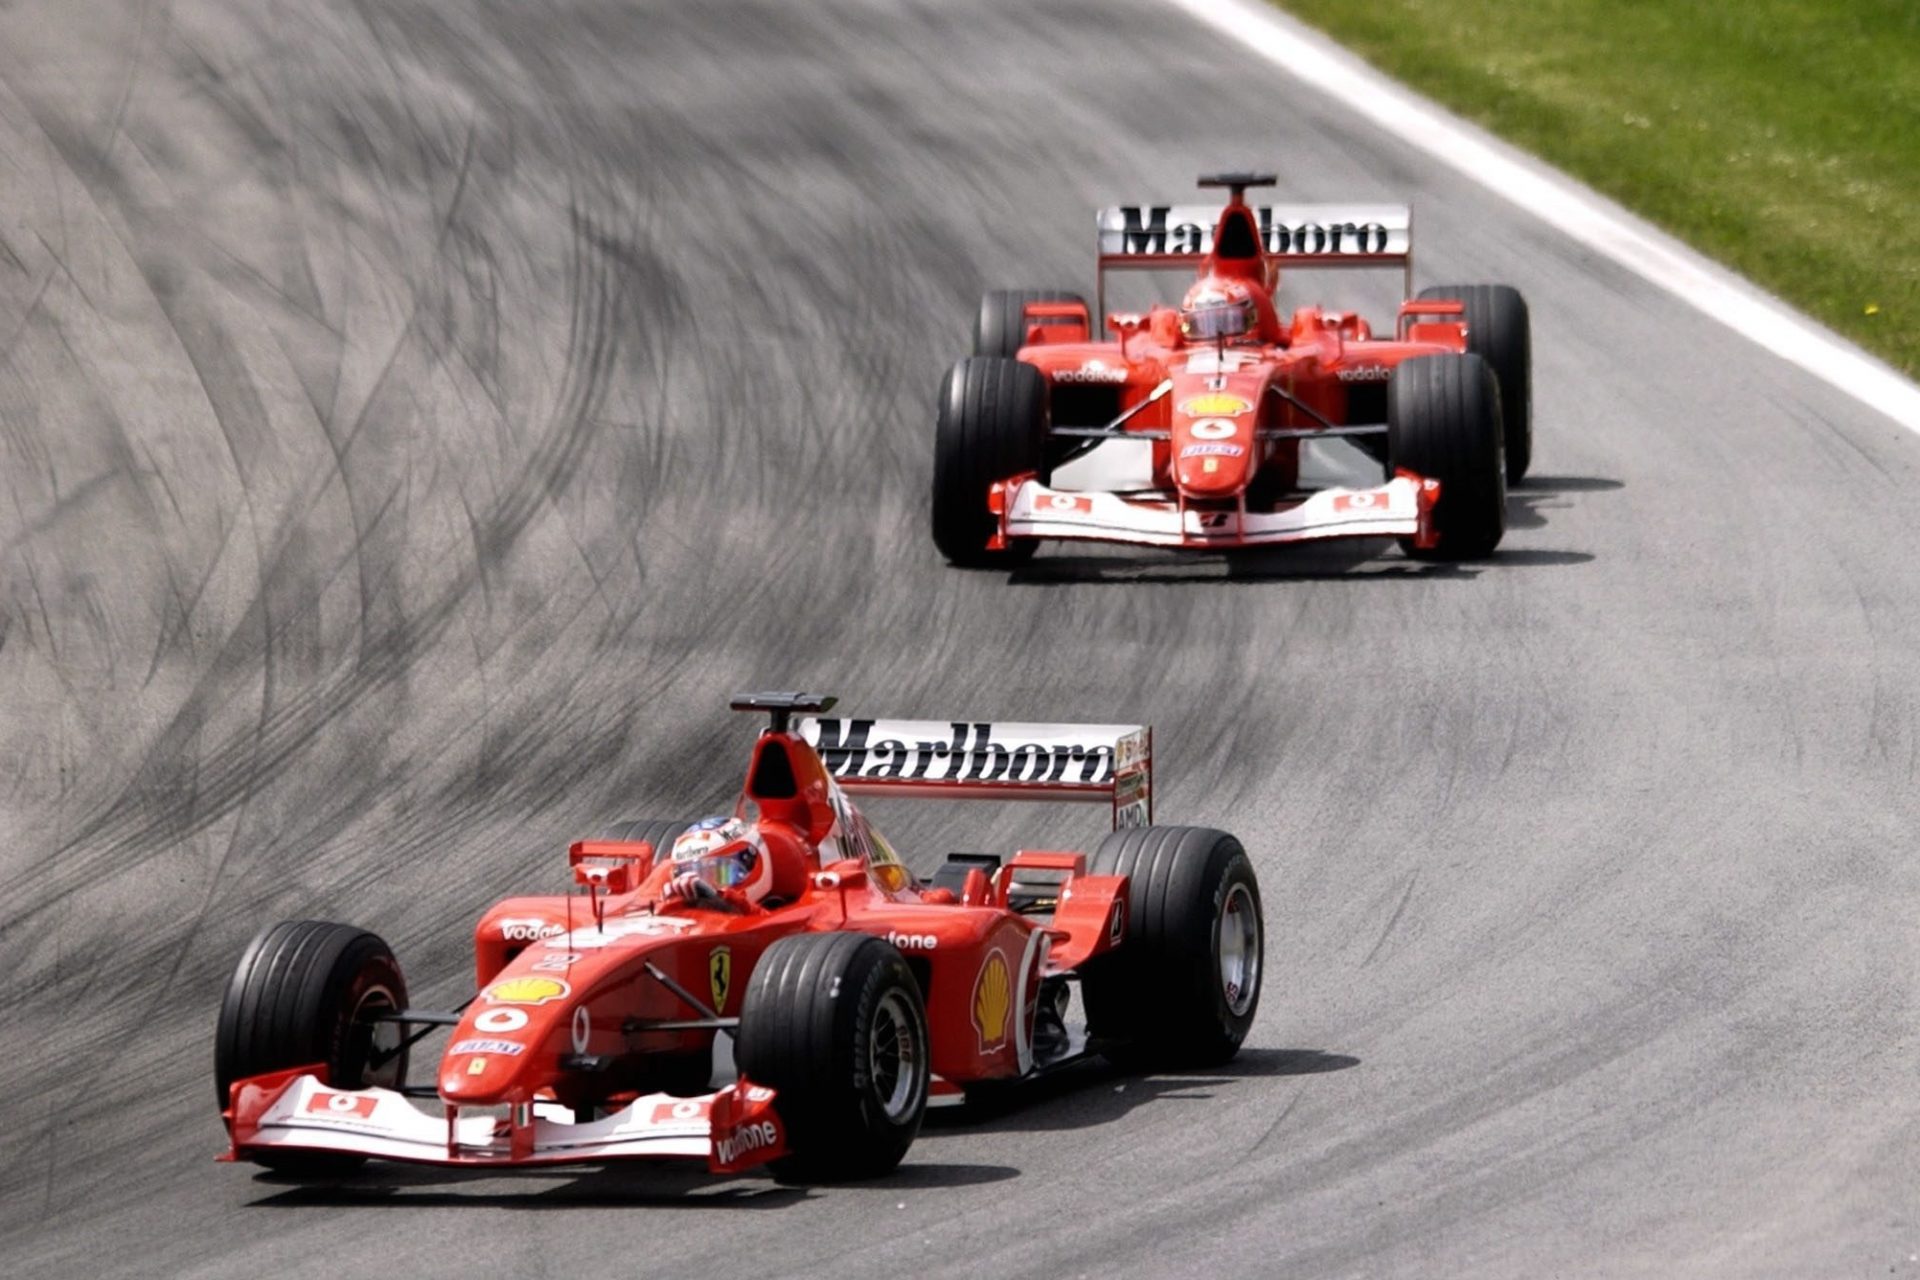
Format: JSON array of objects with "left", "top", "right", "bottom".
[{"left": 3, "top": 1, "right": 1917, "bottom": 1276}]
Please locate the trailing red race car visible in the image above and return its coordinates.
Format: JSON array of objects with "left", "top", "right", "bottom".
[
  {"left": 216, "top": 694, "right": 1264, "bottom": 1181},
  {"left": 933, "top": 172, "right": 1532, "bottom": 565}
]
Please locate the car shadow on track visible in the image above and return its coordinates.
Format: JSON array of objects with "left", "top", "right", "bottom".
[
  {"left": 238, "top": 1050, "right": 1349, "bottom": 1206},
  {"left": 1507, "top": 473, "right": 1624, "bottom": 533},
  {"left": 922, "top": 1047, "right": 1359, "bottom": 1137},
  {"left": 1007, "top": 542, "right": 1588, "bottom": 585},
  {"left": 244, "top": 1159, "right": 1020, "bottom": 1210}
]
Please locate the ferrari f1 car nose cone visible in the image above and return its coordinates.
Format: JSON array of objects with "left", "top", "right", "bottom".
[{"left": 1173, "top": 416, "right": 1254, "bottom": 495}]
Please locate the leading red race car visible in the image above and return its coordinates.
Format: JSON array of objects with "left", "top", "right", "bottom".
[
  {"left": 932, "top": 172, "right": 1532, "bottom": 565},
  {"left": 216, "top": 694, "right": 1264, "bottom": 1181}
]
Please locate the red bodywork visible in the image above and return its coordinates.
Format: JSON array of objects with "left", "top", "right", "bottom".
[
  {"left": 990, "top": 184, "right": 1473, "bottom": 550},
  {"left": 222, "top": 713, "right": 1148, "bottom": 1174}
]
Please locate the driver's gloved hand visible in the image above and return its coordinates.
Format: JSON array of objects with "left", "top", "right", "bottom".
[{"left": 662, "top": 872, "right": 720, "bottom": 905}]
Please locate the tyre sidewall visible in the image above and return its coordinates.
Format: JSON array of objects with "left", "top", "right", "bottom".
[{"left": 840, "top": 946, "right": 929, "bottom": 1153}]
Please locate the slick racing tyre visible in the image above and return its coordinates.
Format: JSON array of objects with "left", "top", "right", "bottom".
[
  {"left": 1081, "top": 826, "right": 1263, "bottom": 1069},
  {"left": 215, "top": 921, "right": 409, "bottom": 1174},
  {"left": 973, "top": 288, "right": 1088, "bottom": 359},
  {"left": 932, "top": 355, "right": 1047, "bottom": 567},
  {"left": 736, "top": 932, "right": 929, "bottom": 1181},
  {"left": 1387, "top": 353, "right": 1506, "bottom": 560},
  {"left": 598, "top": 817, "right": 694, "bottom": 866},
  {"left": 1418, "top": 283, "right": 1532, "bottom": 484}
]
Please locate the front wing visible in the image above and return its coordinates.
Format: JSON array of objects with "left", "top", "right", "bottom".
[
  {"left": 222, "top": 1068, "right": 786, "bottom": 1173},
  {"left": 997, "top": 473, "right": 1437, "bottom": 550}
]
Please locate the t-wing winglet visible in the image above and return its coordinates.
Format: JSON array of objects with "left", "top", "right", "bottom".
[
  {"left": 730, "top": 691, "right": 838, "bottom": 734},
  {"left": 1198, "top": 171, "right": 1278, "bottom": 196}
]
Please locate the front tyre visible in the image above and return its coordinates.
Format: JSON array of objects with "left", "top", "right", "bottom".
[
  {"left": 215, "top": 920, "right": 409, "bottom": 1174},
  {"left": 735, "top": 933, "right": 929, "bottom": 1181},
  {"left": 931, "top": 356, "right": 1047, "bottom": 567},
  {"left": 1081, "top": 826, "right": 1263, "bottom": 1069},
  {"left": 1388, "top": 353, "right": 1506, "bottom": 560}
]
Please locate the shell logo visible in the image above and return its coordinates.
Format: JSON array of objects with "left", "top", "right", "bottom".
[
  {"left": 1178, "top": 393, "right": 1252, "bottom": 417},
  {"left": 972, "top": 949, "right": 1012, "bottom": 1054},
  {"left": 484, "top": 976, "right": 570, "bottom": 1005}
]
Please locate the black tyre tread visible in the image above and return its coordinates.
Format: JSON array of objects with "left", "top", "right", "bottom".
[
  {"left": 1388, "top": 353, "right": 1506, "bottom": 560},
  {"left": 215, "top": 920, "right": 407, "bottom": 1176},
  {"left": 973, "top": 289, "right": 1087, "bottom": 358},
  {"left": 1418, "top": 283, "right": 1531, "bottom": 483},
  {"left": 741, "top": 931, "right": 863, "bottom": 1104},
  {"left": 1084, "top": 826, "right": 1262, "bottom": 1069},
  {"left": 217, "top": 921, "right": 399, "bottom": 1101},
  {"left": 931, "top": 356, "right": 1047, "bottom": 567},
  {"left": 735, "top": 932, "right": 927, "bottom": 1180}
]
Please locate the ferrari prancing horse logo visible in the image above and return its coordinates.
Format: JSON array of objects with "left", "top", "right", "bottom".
[{"left": 709, "top": 947, "right": 732, "bottom": 1012}]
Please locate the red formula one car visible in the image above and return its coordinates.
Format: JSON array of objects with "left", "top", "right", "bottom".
[
  {"left": 216, "top": 694, "right": 1264, "bottom": 1181},
  {"left": 932, "top": 172, "right": 1532, "bottom": 566}
]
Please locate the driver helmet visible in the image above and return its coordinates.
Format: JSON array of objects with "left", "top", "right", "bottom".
[
  {"left": 670, "top": 816, "right": 772, "bottom": 903},
  {"left": 1179, "top": 277, "right": 1259, "bottom": 343}
]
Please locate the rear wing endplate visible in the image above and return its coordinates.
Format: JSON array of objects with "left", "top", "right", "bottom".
[
  {"left": 797, "top": 717, "right": 1152, "bottom": 830},
  {"left": 1095, "top": 202, "right": 1414, "bottom": 310}
]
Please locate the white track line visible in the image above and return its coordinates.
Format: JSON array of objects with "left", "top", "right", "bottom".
[{"left": 1165, "top": 0, "right": 1920, "bottom": 431}]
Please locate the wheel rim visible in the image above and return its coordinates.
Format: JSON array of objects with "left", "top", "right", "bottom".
[
  {"left": 867, "top": 989, "right": 925, "bottom": 1123},
  {"left": 352, "top": 984, "right": 406, "bottom": 1090},
  {"left": 1217, "top": 883, "right": 1261, "bottom": 1018}
]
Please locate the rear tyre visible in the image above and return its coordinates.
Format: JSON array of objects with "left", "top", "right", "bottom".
[
  {"left": 597, "top": 817, "right": 694, "bottom": 865},
  {"left": 973, "top": 288, "right": 1087, "bottom": 358},
  {"left": 1080, "top": 826, "right": 1263, "bottom": 1069},
  {"left": 1418, "top": 283, "right": 1531, "bottom": 484},
  {"left": 735, "top": 933, "right": 929, "bottom": 1181},
  {"left": 1388, "top": 353, "right": 1506, "bottom": 560},
  {"left": 932, "top": 356, "right": 1048, "bottom": 567},
  {"left": 215, "top": 921, "right": 409, "bottom": 1175}
]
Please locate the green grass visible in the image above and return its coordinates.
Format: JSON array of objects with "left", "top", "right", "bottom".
[{"left": 1274, "top": 0, "right": 1920, "bottom": 375}]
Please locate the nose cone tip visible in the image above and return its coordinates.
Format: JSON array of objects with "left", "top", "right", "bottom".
[
  {"left": 1176, "top": 463, "right": 1246, "bottom": 496},
  {"left": 439, "top": 1058, "right": 517, "bottom": 1104}
]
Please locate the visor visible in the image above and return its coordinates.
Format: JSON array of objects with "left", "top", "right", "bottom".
[
  {"left": 1183, "top": 303, "right": 1251, "bottom": 340},
  {"left": 687, "top": 844, "right": 758, "bottom": 888}
]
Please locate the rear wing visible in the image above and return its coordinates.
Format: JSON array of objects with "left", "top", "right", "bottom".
[
  {"left": 797, "top": 717, "right": 1152, "bottom": 830},
  {"left": 1095, "top": 202, "right": 1414, "bottom": 312}
]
